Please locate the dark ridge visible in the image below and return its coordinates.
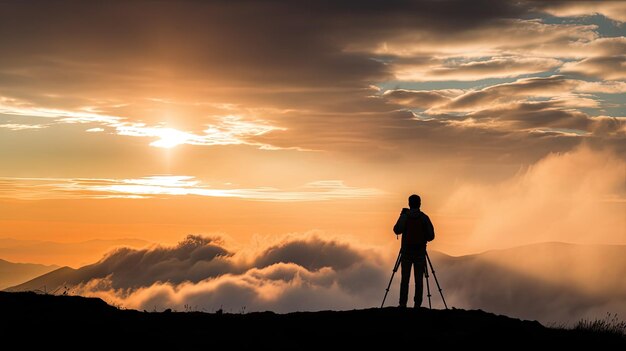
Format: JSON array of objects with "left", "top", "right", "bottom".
[{"left": 0, "top": 292, "right": 623, "bottom": 348}]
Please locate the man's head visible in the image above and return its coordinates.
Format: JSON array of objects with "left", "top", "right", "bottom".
[{"left": 408, "top": 194, "right": 421, "bottom": 209}]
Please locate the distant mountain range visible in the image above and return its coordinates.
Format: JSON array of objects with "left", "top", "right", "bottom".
[
  {"left": 0, "top": 238, "right": 150, "bottom": 267},
  {"left": 429, "top": 242, "right": 626, "bottom": 323},
  {"left": 0, "top": 259, "right": 58, "bottom": 290}
]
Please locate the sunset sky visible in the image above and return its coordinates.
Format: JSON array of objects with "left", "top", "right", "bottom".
[{"left": 0, "top": 1, "right": 624, "bottom": 269}]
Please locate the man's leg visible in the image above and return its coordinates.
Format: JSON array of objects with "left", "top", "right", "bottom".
[
  {"left": 413, "top": 256, "right": 425, "bottom": 307},
  {"left": 399, "top": 258, "right": 412, "bottom": 307}
]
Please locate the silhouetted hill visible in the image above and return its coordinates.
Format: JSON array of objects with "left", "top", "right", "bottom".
[
  {"left": 4, "top": 266, "right": 76, "bottom": 293},
  {"left": 0, "top": 259, "right": 58, "bottom": 290},
  {"left": 0, "top": 292, "right": 623, "bottom": 348}
]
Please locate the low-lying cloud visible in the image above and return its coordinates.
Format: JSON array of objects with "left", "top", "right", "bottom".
[
  {"left": 73, "top": 234, "right": 387, "bottom": 313},
  {"left": 52, "top": 232, "right": 626, "bottom": 324}
]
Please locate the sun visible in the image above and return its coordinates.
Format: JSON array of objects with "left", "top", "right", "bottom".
[{"left": 150, "top": 128, "right": 194, "bottom": 148}]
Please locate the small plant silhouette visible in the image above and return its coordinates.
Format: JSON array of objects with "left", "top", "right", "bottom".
[{"left": 573, "top": 313, "right": 626, "bottom": 338}]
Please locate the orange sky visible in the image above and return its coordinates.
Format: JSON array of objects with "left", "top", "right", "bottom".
[{"left": 0, "top": 1, "right": 625, "bottom": 267}]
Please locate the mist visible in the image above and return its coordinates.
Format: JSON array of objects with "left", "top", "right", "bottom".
[
  {"left": 53, "top": 232, "right": 626, "bottom": 324},
  {"left": 72, "top": 234, "right": 388, "bottom": 313},
  {"left": 441, "top": 145, "right": 625, "bottom": 252}
]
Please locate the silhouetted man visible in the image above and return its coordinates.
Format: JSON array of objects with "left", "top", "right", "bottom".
[{"left": 393, "top": 194, "right": 435, "bottom": 308}]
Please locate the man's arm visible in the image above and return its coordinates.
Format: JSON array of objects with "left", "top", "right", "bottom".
[{"left": 393, "top": 210, "right": 408, "bottom": 235}]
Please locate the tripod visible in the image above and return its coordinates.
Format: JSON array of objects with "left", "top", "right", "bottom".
[{"left": 380, "top": 249, "right": 448, "bottom": 309}]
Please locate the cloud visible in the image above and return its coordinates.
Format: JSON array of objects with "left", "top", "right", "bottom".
[
  {"left": 561, "top": 56, "right": 626, "bottom": 80},
  {"left": 0, "top": 96, "right": 122, "bottom": 123},
  {"left": 23, "top": 232, "right": 623, "bottom": 323},
  {"left": 383, "top": 76, "right": 624, "bottom": 112},
  {"left": 382, "top": 89, "right": 463, "bottom": 109},
  {"left": 360, "top": 19, "right": 599, "bottom": 58},
  {"left": 403, "top": 75, "right": 625, "bottom": 113},
  {"left": 467, "top": 103, "right": 625, "bottom": 135},
  {"left": 437, "top": 243, "right": 626, "bottom": 324},
  {"left": 0, "top": 1, "right": 623, "bottom": 164},
  {"left": 79, "top": 235, "right": 236, "bottom": 289},
  {"left": 392, "top": 56, "right": 562, "bottom": 81},
  {"left": 575, "top": 80, "right": 626, "bottom": 93},
  {"left": 441, "top": 146, "right": 626, "bottom": 252},
  {"left": 432, "top": 76, "right": 579, "bottom": 112},
  {"left": 115, "top": 115, "right": 287, "bottom": 149},
  {"left": 575, "top": 37, "right": 626, "bottom": 57},
  {"left": 539, "top": 1, "right": 626, "bottom": 23},
  {"left": 381, "top": 76, "right": 626, "bottom": 142},
  {"left": 446, "top": 103, "right": 594, "bottom": 133},
  {"left": 0, "top": 176, "right": 385, "bottom": 202},
  {"left": 70, "top": 233, "right": 387, "bottom": 313},
  {"left": 0, "top": 96, "right": 288, "bottom": 149},
  {"left": 0, "top": 123, "right": 48, "bottom": 131}
]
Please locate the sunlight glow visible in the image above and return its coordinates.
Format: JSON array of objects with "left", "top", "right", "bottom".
[
  {"left": 149, "top": 128, "right": 195, "bottom": 148},
  {"left": 0, "top": 97, "right": 287, "bottom": 150},
  {"left": 0, "top": 176, "right": 385, "bottom": 202}
]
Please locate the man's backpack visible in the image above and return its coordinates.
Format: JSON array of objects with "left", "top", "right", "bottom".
[{"left": 404, "top": 212, "right": 434, "bottom": 245}]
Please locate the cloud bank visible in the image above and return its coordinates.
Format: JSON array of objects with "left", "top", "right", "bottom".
[
  {"left": 73, "top": 234, "right": 387, "bottom": 313},
  {"left": 39, "top": 232, "right": 625, "bottom": 324}
]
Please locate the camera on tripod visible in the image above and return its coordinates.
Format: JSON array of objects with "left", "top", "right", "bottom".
[{"left": 381, "top": 249, "right": 448, "bottom": 309}]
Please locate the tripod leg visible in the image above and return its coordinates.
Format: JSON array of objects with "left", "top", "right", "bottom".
[
  {"left": 426, "top": 252, "right": 448, "bottom": 310},
  {"left": 424, "top": 259, "right": 432, "bottom": 309},
  {"left": 381, "top": 250, "right": 402, "bottom": 308}
]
